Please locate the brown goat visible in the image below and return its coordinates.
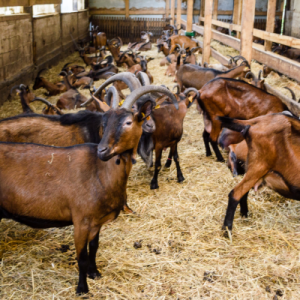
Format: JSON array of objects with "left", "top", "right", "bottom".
[
  {"left": 218, "top": 113, "right": 300, "bottom": 235},
  {"left": 10, "top": 84, "right": 35, "bottom": 114},
  {"left": 197, "top": 78, "right": 288, "bottom": 162},
  {"left": 176, "top": 59, "right": 250, "bottom": 91},
  {"left": 168, "top": 35, "right": 200, "bottom": 55},
  {"left": 0, "top": 85, "right": 175, "bottom": 295},
  {"left": 128, "top": 32, "right": 153, "bottom": 51}
]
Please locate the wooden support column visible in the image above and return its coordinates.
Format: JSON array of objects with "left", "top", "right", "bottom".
[
  {"left": 212, "top": 0, "right": 218, "bottom": 29},
  {"left": 199, "top": 0, "right": 205, "bottom": 24},
  {"left": 202, "top": 0, "right": 213, "bottom": 63},
  {"left": 186, "top": 0, "right": 194, "bottom": 32},
  {"left": 265, "top": 0, "right": 277, "bottom": 51},
  {"left": 233, "top": 0, "right": 242, "bottom": 39},
  {"left": 240, "top": 0, "right": 256, "bottom": 63},
  {"left": 165, "top": 0, "right": 169, "bottom": 19},
  {"left": 170, "top": 0, "right": 175, "bottom": 25},
  {"left": 125, "top": 0, "right": 129, "bottom": 18},
  {"left": 176, "top": 0, "right": 182, "bottom": 29}
]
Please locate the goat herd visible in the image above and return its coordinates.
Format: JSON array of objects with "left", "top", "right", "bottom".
[{"left": 1, "top": 25, "right": 300, "bottom": 295}]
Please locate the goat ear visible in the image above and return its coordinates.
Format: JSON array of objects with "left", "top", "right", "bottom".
[{"left": 136, "top": 100, "right": 154, "bottom": 122}]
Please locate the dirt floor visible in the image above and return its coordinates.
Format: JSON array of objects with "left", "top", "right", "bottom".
[{"left": 0, "top": 45, "right": 300, "bottom": 299}]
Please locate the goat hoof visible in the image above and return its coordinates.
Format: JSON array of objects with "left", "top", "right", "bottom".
[
  {"left": 76, "top": 284, "right": 89, "bottom": 295},
  {"left": 88, "top": 270, "right": 102, "bottom": 280},
  {"left": 221, "top": 226, "right": 232, "bottom": 239},
  {"left": 206, "top": 152, "right": 212, "bottom": 157},
  {"left": 217, "top": 158, "right": 225, "bottom": 163},
  {"left": 150, "top": 181, "right": 159, "bottom": 190},
  {"left": 165, "top": 161, "right": 172, "bottom": 168},
  {"left": 178, "top": 175, "right": 185, "bottom": 183},
  {"left": 240, "top": 211, "right": 248, "bottom": 218}
]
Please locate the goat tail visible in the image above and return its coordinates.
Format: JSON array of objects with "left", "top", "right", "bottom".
[{"left": 217, "top": 116, "right": 250, "bottom": 137}]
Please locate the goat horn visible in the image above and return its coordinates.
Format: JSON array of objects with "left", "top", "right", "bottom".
[
  {"left": 104, "top": 86, "right": 119, "bottom": 108},
  {"left": 36, "top": 68, "right": 48, "bottom": 78},
  {"left": 31, "top": 97, "right": 54, "bottom": 107},
  {"left": 258, "top": 70, "right": 262, "bottom": 80},
  {"left": 245, "top": 72, "right": 256, "bottom": 79},
  {"left": 81, "top": 72, "right": 142, "bottom": 107},
  {"left": 121, "top": 85, "right": 179, "bottom": 110},
  {"left": 284, "top": 87, "right": 296, "bottom": 101},
  {"left": 183, "top": 88, "right": 200, "bottom": 99},
  {"left": 10, "top": 85, "right": 21, "bottom": 95},
  {"left": 136, "top": 72, "right": 150, "bottom": 86},
  {"left": 172, "top": 84, "right": 181, "bottom": 95}
]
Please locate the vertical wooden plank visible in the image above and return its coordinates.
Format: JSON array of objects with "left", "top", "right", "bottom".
[
  {"left": 170, "top": 0, "right": 175, "bottom": 25},
  {"left": 212, "top": 0, "right": 218, "bottom": 29},
  {"left": 199, "top": 0, "right": 205, "bottom": 24},
  {"left": 237, "top": 0, "right": 243, "bottom": 39},
  {"left": 265, "top": 0, "right": 276, "bottom": 51},
  {"left": 125, "top": 0, "right": 129, "bottom": 18},
  {"left": 176, "top": 0, "right": 182, "bottom": 29},
  {"left": 165, "top": 0, "right": 169, "bottom": 19},
  {"left": 240, "top": 0, "right": 256, "bottom": 63},
  {"left": 186, "top": 0, "right": 194, "bottom": 32},
  {"left": 202, "top": 0, "right": 213, "bottom": 63}
]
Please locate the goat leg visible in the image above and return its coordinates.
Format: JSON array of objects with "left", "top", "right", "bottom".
[
  {"left": 173, "top": 144, "right": 185, "bottom": 183},
  {"left": 239, "top": 192, "right": 249, "bottom": 218},
  {"left": 202, "top": 129, "right": 212, "bottom": 157},
  {"left": 87, "top": 231, "right": 101, "bottom": 279},
  {"left": 75, "top": 237, "right": 89, "bottom": 295},
  {"left": 150, "top": 147, "right": 163, "bottom": 189},
  {"left": 165, "top": 147, "right": 174, "bottom": 168}
]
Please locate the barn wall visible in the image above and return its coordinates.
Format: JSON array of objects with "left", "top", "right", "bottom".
[{"left": 0, "top": 9, "right": 89, "bottom": 107}]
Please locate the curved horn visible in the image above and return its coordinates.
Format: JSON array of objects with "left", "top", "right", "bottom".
[
  {"left": 104, "top": 86, "right": 119, "bottom": 108},
  {"left": 258, "top": 70, "right": 262, "bottom": 80},
  {"left": 203, "top": 62, "right": 209, "bottom": 68},
  {"left": 31, "top": 97, "right": 54, "bottom": 107},
  {"left": 183, "top": 88, "right": 200, "bottom": 99},
  {"left": 82, "top": 72, "right": 142, "bottom": 107},
  {"left": 10, "top": 85, "right": 21, "bottom": 95},
  {"left": 121, "top": 85, "right": 179, "bottom": 110},
  {"left": 245, "top": 71, "right": 256, "bottom": 79},
  {"left": 233, "top": 55, "right": 247, "bottom": 62},
  {"left": 172, "top": 84, "right": 181, "bottom": 95},
  {"left": 284, "top": 87, "right": 296, "bottom": 101},
  {"left": 36, "top": 68, "right": 48, "bottom": 78},
  {"left": 136, "top": 72, "right": 150, "bottom": 86}
]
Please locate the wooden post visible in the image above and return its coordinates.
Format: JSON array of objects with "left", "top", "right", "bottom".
[
  {"left": 176, "top": 0, "right": 182, "bottom": 29},
  {"left": 237, "top": 0, "right": 243, "bottom": 39},
  {"left": 265, "top": 0, "right": 277, "bottom": 51},
  {"left": 170, "top": 0, "right": 175, "bottom": 25},
  {"left": 165, "top": 0, "right": 169, "bottom": 19},
  {"left": 125, "top": 0, "right": 129, "bottom": 18},
  {"left": 199, "top": 0, "right": 205, "bottom": 24},
  {"left": 212, "top": 0, "right": 218, "bottom": 29},
  {"left": 240, "top": 0, "right": 256, "bottom": 63},
  {"left": 186, "top": 0, "right": 194, "bottom": 32},
  {"left": 202, "top": 0, "right": 213, "bottom": 63}
]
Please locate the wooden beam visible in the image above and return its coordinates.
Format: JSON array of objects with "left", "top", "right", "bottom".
[
  {"left": 125, "top": 0, "right": 129, "bottom": 17},
  {"left": 240, "top": 0, "right": 256, "bottom": 63},
  {"left": 212, "top": 0, "right": 218, "bottom": 29},
  {"left": 186, "top": 0, "right": 193, "bottom": 32},
  {"left": 237, "top": 0, "right": 243, "bottom": 39},
  {"left": 0, "top": 0, "right": 61, "bottom": 5},
  {"left": 165, "top": 0, "right": 169, "bottom": 18},
  {"left": 199, "top": 0, "right": 205, "bottom": 24},
  {"left": 202, "top": 0, "right": 213, "bottom": 63},
  {"left": 265, "top": 0, "right": 277, "bottom": 51},
  {"left": 170, "top": 0, "right": 175, "bottom": 25},
  {"left": 176, "top": 0, "right": 182, "bottom": 30}
]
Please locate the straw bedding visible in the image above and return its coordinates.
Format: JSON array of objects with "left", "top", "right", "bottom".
[{"left": 0, "top": 44, "right": 300, "bottom": 299}]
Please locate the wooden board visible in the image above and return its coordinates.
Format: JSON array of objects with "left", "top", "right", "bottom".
[
  {"left": 186, "top": 0, "right": 193, "bottom": 32},
  {"left": 265, "top": 0, "right": 276, "bottom": 51},
  {"left": 202, "top": 0, "right": 213, "bottom": 63},
  {"left": 176, "top": 0, "right": 182, "bottom": 29}
]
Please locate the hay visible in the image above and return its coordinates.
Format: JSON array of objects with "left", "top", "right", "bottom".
[{"left": 0, "top": 45, "right": 300, "bottom": 300}]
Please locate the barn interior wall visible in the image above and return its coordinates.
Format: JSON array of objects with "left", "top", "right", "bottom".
[{"left": 0, "top": 8, "right": 89, "bottom": 107}]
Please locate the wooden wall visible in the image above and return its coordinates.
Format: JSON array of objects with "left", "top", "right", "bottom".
[{"left": 0, "top": 9, "right": 89, "bottom": 106}]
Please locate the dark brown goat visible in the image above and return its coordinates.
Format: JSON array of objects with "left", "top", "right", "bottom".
[
  {"left": 197, "top": 78, "right": 288, "bottom": 162},
  {"left": 0, "top": 85, "right": 176, "bottom": 295},
  {"left": 218, "top": 113, "right": 300, "bottom": 235},
  {"left": 175, "top": 57, "right": 250, "bottom": 91},
  {"left": 245, "top": 71, "right": 265, "bottom": 90},
  {"left": 10, "top": 84, "right": 35, "bottom": 114},
  {"left": 33, "top": 69, "right": 69, "bottom": 96}
]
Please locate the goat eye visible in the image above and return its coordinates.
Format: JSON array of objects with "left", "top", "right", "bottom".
[{"left": 126, "top": 121, "right": 132, "bottom": 125}]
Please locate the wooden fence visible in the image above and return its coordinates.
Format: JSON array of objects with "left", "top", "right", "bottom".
[
  {"left": 217, "top": 17, "right": 267, "bottom": 31},
  {"left": 91, "top": 16, "right": 169, "bottom": 44}
]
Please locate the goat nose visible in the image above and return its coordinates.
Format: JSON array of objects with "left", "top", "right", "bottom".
[
  {"left": 98, "top": 147, "right": 108, "bottom": 154},
  {"left": 146, "top": 123, "right": 153, "bottom": 128}
]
